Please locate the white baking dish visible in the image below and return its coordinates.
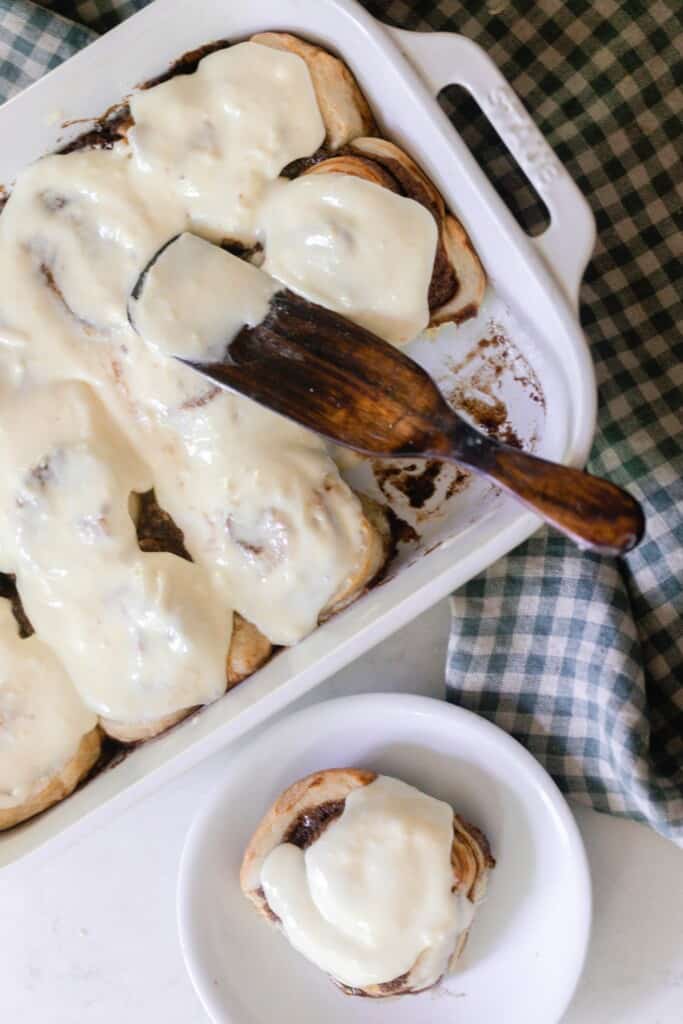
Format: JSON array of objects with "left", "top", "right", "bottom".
[{"left": 0, "top": 0, "right": 595, "bottom": 870}]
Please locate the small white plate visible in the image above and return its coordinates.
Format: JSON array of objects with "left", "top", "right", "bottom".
[{"left": 177, "top": 694, "right": 591, "bottom": 1023}]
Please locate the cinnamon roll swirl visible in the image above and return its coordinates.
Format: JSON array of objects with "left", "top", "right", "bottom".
[{"left": 241, "top": 768, "right": 494, "bottom": 995}]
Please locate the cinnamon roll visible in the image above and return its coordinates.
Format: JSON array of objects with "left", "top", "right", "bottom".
[
  {"left": 0, "top": 29, "right": 484, "bottom": 823},
  {"left": 0, "top": 382, "right": 232, "bottom": 744},
  {"left": 249, "top": 33, "right": 375, "bottom": 150},
  {"left": 241, "top": 768, "right": 494, "bottom": 995},
  {"left": 0, "top": 601, "right": 101, "bottom": 830},
  {"left": 304, "top": 136, "right": 487, "bottom": 330},
  {"left": 101, "top": 614, "right": 274, "bottom": 743}
]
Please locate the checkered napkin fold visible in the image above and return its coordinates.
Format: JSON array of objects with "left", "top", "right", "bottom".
[{"left": 1, "top": 0, "right": 681, "bottom": 842}]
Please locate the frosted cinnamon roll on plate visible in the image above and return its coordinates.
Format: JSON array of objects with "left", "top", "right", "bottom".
[
  {"left": 240, "top": 768, "right": 494, "bottom": 996},
  {"left": 177, "top": 694, "right": 591, "bottom": 1024}
]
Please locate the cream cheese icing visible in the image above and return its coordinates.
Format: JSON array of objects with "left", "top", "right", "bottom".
[
  {"left": 260, "top": 775, "right": 474, "bottom": 989},
  {"left": 0, "top": 39, "right": 438, "bottom": 735}
]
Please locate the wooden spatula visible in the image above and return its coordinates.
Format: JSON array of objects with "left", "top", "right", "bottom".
[
  {"left": 130, "top": 235, "right": 644, "bottom": 555},
  {"left": 176, "top": 289, "right": 643, "bottom": 555}
]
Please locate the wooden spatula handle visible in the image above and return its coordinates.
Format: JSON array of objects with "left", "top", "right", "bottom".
[{"left": 443, "top": 418, "right": 645, "bottom": 555}]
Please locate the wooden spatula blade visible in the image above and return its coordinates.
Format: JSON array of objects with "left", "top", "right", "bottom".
[
  {"left": 182, "top": 290, "right": 453, "bottom": 456},
  {"left": 178, "top": 287, "right": 645, "bottom": 556}
]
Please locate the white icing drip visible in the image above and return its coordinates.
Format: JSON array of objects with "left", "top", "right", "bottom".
[{"left": 260, "top": 776, "right": 475, "bottom": 989}]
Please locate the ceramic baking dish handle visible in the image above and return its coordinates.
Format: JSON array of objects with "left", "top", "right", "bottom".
[{"left": 389, "top": 28, "right": 595, "bottom": 309}]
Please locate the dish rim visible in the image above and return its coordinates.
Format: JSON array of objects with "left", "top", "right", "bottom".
[{"left": 177, "top": 691, "right": 593, "bottom": 1024}]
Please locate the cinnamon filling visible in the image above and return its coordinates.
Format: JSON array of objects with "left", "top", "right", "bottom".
[
  {"left": 255, "top": 886, "right": 280, "bottom": 924},
  {"left": 140, "top": 39, "right": 233, "bottom": 90},
  {"left": 259, "top": 795, "right": 424, "bottom": 996},
  {"left": 59, "top": 107, "right": 133, "bottom": 155},
  {"left": 282, "top": 799, "right": 345, "bottom": 849},
  {"left": 338, "top": 971, "right": 413, "bottom": 997},
  {"left": 134, "top": 490, "right": 191, "bottom": 560}
]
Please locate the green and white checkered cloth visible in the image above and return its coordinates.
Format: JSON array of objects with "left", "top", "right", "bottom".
[{"left": 1, "top": 0, "right": 681, "bottom": 841}]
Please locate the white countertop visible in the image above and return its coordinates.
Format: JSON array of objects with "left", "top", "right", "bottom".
[{"left": 1, "top": 599, "right": 681, "bottom": 1022}]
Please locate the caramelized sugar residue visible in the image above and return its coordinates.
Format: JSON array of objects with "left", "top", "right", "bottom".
[
  {"left": 371, "top": 322, "right": 544, "bottom": 522},
  {"left": 444, "top": 323, "right": 544, "bottom": 451}
]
